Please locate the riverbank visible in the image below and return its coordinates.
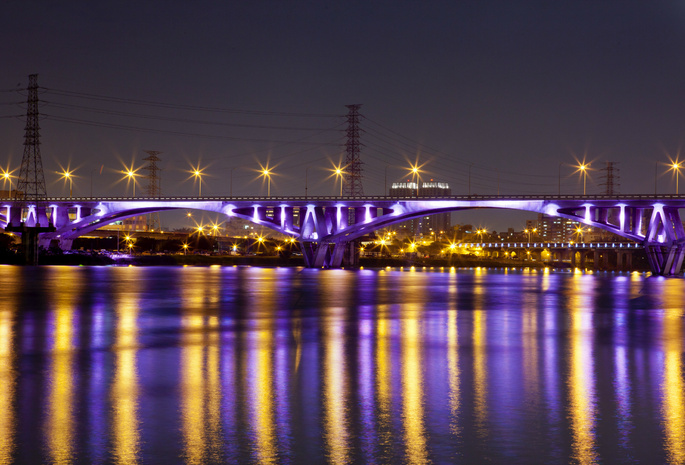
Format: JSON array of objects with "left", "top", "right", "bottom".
[
  {"left": 4, "top": 251, "right": 650, "bottom": 272},
  {"left": 29, "top": 253, "right": 615, "bottom": 270}
]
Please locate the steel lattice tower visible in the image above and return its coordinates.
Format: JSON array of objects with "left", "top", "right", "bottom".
[
  {"left": 16, "top": 74, "right": 48, "bottom": 201},
  {"left": 600, "top": 161, "right": 620, "bottom": 195},
  {"left": 143, "top": 150, "right": 162, "bottom": 231},
  {"left": 342, "top": 104, "right": 364, "bottom": 197}
]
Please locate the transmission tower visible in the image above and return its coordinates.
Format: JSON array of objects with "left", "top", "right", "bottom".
[
  {"left": 600, "top": 161, "right": 620, "bottom": 195},
  {"left": 16, "top": 74, "right": 48, "bottom": 201},
  {"left": 342, "top": 104, "right": 364, "bottom": 197},
  {"left": 143, "top": 150, "right": 162, "bottom": 231}
]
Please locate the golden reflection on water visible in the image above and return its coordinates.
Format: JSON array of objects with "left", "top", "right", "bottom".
[
  {"left": 402, "top": 307, "right": 428, "bottom": 464},
  {"left": 661, "top": 281, "right": 685, "bottom": 464},
  {"left": 567, "top": 275, "right": 597, "bottom": 465},
  {"left": 181, "top": 268, "right": 224, "bottom": 464},
  {"left": 47, "top": 268, "right": 82, "bottom": 465},
  {"left": 447, "top": 272, "right": 460, "bottom": 437},
  {"left": 181, "top": 314, "right": 206, "bottom": 465},
  {"left": 0, "top": 272, "right": 16, "bottom": 465},
  {"left": 243, "top": 270, "right": 277, "bottom": 464},
  {"left": 472, "top": 274, "right": 487, "bottom": 439},
  {"left": 376, "top": 313, "right": 393, "bottom": 450},
  {"left": 323, "top": 314, "right": 349, "bottom": 464},
  {"left": 111, "top": 277, "right": 140, "bottom": 464},
  {"left": 523, "top": 275, "right": 539, "bottom": 407},
  {"left": 320, "top": 271, "right": 353, "bottom": 464}
]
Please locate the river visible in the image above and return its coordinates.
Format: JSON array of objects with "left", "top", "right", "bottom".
[{"left": 0, "top": 265, "right": 683, "bottom": 464}]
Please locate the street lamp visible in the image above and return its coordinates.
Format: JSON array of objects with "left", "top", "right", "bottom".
[
  {"left": 558, "top": 162, "right": 568, "bottom": 196},
  {"left": 524, "top": 228, "right": 537, "bottom": 242},
  {"left": 384, "top": 165, "right": 390, "bottom": 195},
  {"left": 406, "top": 162, "right": 425, "bottom": 197},
  {"left": 182, "top": 243, "right": 189, "bottom": 255},
  {"left": 125, "top": 169, "right": 138, "bottom": 197},
  {"left": 670, "top": 161, "right": 682, "bottom": 194},
  {"left": 1, "top": 169, "right": 14, "bottom": 199},
  {"left": 60, "top": 169, "right": 74, "bottom": 197},
  {"left": 477, "top": 228, "right": 486, "bottom": 242},
  {"left": 261, "top": 167, "right": 272, "bottom": 197},
  {"left": 335, "top": 167, "right": 345, "bottom": 196},
  {"left": 575, "top": 226, "right": 585, "bottom": 243},
  {"left": 577, "top": 162, "right": 589, "bottom": 195},
  {"left": 194, "top": 169, "right": 203, "bottom": 197}
]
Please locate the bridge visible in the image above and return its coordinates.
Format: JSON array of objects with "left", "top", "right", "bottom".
[{"left": 2, "top": 193, "right": 685, "bottom": 275}]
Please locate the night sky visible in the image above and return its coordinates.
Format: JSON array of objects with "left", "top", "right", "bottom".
[{"left": 3, "top": 1, "right": 685, "bottom": 230}]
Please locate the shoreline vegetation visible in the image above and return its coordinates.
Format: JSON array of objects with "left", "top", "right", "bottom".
[{"left": 2, "top": 252, "right": 651, "bottom": 271}]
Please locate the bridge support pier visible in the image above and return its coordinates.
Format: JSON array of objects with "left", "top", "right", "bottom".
[
  {"left": 301, "top": 240, "right": 358, "bottom": 269},
  {"left": 645, "top": 243, "right": 685, "bottom": 276}
]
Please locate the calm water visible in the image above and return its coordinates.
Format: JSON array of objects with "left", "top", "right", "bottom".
[{"left": 0, "top": 265, "right": 683, "bottom": 464}]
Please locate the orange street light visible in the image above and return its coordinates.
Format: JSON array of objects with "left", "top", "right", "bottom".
[
  {"left": 123, "top": 168, "right": 139, "bottom": 197},
  {"left": 1, "top": 169, "right": 15, "bottom": 199},
  {"left": 60, "top": 169, "right": 74, "bottom": 197},
  {"left": 670, "top": 161, "right": 682, "bottom": 194},
  {"left": 260, "top": 167, "right": 272, "bottom": 197}
]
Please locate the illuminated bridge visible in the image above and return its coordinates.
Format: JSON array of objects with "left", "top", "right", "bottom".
[{"left": 2, "top": 194, "right": 685, "bottom": 275}]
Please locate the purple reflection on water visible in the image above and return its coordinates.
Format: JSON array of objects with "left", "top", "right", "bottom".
[{"left": 0, "top": 266, "right": 682, "bottom": 463}]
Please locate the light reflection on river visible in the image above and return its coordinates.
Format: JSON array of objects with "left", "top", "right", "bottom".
[{"left": 0, "top": 265, "right": 684, "bottom": 464}]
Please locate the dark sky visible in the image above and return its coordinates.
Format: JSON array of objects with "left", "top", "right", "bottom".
[{"left": 3, "top": 1, "right": 685, "bottom": 230}]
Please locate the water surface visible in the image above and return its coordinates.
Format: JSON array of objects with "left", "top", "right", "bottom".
[{"left": 0, "top": 265, "right": 683, "bottom": 464}]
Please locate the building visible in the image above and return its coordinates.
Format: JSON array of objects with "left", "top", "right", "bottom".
[
  {"left": 389, "top": 181, "right": 451, "bottom": 238},
  {"left": 532, "top": 213, "right": 579, "bottom": 242}
]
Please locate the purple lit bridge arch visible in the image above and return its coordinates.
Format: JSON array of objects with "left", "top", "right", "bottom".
[{"left": 2, "top": 194, "right": 685, "bottom": 275}]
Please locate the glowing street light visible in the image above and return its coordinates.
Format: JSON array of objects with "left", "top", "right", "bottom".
[
  {"left": 575, "top": 226, "right": 586, "bottom": 243},
  {"left": 261, "top": 167, "right": 272, "bottom": 197},
  {"left": 408, "top": 162, "right": 423, "bottom": 197},
  {"left": 60, "top": 169, "right": 74, "bottom": 197},
  {"left": 123, "top": 167, "right": 139, "bottom": 197},
  {"left": 1, "top": 169, "right": 15, "bottom": 199},
  {"left": 524, "top": 228, "right": 537, "bottom": 242},
  {"left": 182, "top": 243, "right": 189, "bottom": 255},
  {"left": 188, "top": 164, "right": 204, "bottom": 197},
  {"left": 477, "top": 228, "right": 487, "bottom": 242},
  {"left": 670, "top": 161, "right": 683, "bottom": 194},
  {"left": 335, "top": 167, "right": 344, "bottom": 196},
  {"left": 575, "top": 162, "right": 590, "bottom": 195}
]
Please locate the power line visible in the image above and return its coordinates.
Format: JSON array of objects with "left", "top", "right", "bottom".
[
  {"left": 42, "top": 87, "right": 342, "bottom": 118},
  {"left": 42, "top": 114, "right": 344, "bottom": 145},
  {"left": 42, "top": 101, "right": 340, "bottom": 131}
]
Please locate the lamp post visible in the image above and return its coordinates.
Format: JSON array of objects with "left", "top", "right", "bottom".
[
  {"left": 335, "top": 168, "right": 344, "bottom": 196},
  {"left": 261, "top": 168, "right": 272, "bottom": 197},
  {"left": 671, "top": 161, "right": 682, "bottom": 194},
  {"left": 60, "top": 170, "right": 74, "bottom": 198},
  {"left": 194, "top": 169, "right": 203, "bottom": 197},
  {"left": 384, "top": 165, "right": 389, "bottom": 195},
  {"left": 558, "top": 162, "right": 566, "bottom": 196},
  {"left": 2, "top": 170, "right": 13, "bottom": 199},
  {"left": 579, "top": 163, "right": 588, "bottom": 195},
  {"left": 126, "top": 170, "right": 137, "bottom": 197}
]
